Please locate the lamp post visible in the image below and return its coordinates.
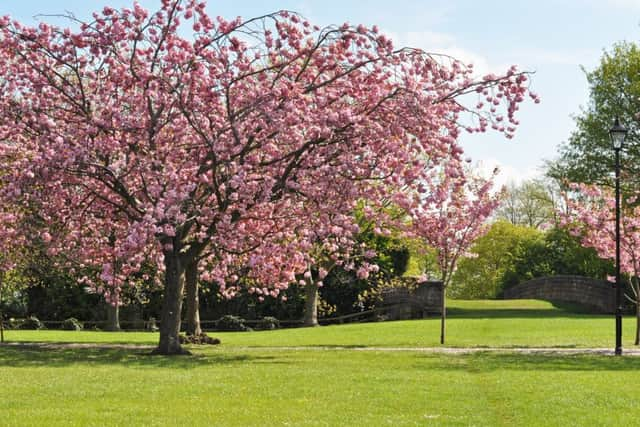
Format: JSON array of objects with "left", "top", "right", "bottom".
[{"left": 610, "top": 117, "right": 627, "bottom": 356}]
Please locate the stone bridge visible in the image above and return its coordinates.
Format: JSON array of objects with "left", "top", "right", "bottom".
[
  {"left": 502, "top": 275, "right": 615, "bottom": 314},
  {"left": 381, "top": 279, "right": 443, "bottom": 319}
]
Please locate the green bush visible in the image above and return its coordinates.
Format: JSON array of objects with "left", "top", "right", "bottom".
[
  {"left": 20, "top": 316, "right": 43, "bottom": 330},
  {"left": 216, "top": 315, "right": 251, "bottom": 331},
  {"left": 62, "top": 317, "right": 83, "bottom": 331},
  {"left": 7, "top": 318, "right": 21, "bottom": 329},
  {"left": 256, "top": 316, "right": 280, "bottom": 330}
]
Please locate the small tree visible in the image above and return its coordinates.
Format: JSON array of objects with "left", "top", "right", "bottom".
[
  {"left": 562, "top": 183, "right": 640, "bottom": 345},
  {"left": 411, "top": 168, "right": 501, "bottom": 344}
]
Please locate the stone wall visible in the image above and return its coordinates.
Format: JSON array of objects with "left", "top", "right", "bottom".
[
  {"left": 381, "top": 279, "right": 443, "bottom": 320},
  {"left": 502, "top": 275, "right": 615, "bottom": 314}
]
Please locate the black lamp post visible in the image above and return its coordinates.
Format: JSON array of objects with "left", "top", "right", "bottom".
[{"left": 610, "top": 117, "right": 627, "bottom": 356}]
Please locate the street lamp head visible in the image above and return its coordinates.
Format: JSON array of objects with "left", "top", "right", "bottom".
[{"left": 610, "top": 117, "right": 628, "bottom": 150}]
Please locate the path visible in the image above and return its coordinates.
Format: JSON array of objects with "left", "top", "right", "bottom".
[{"left": 3, "top": 341, "right": 640, "bottom": 356}]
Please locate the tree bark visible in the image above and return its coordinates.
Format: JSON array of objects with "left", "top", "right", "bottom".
[
  {"left": 0, "top": 272, "right": 4, "bottom": 343},
  {"left": 185, "top": 260, "right": 202, "bottom": 336},
  {"left": 635, "top": 280, "right": 640, "bottom": 346},
  {"left": 105, "top": 302, "right": 121, "bottom": 331},
  {"left": 635, "top": 298, "right": 639, "bottom": 346},
  {"left": 155, "top": 246, "right": 189, "bottom": 355},
  {"left": 303, "top": 282, "right": 319, "bottom": 327},
  {"left": 440, "top": 284, "right": 446, "bottom": 345}
]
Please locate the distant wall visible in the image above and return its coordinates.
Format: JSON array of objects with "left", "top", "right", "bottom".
[
  {"left": 502, "top": 275, "right": 615, "bottom": 314},
  {"left": 381, "top": 279, "right": 443, "bottom": 319}
]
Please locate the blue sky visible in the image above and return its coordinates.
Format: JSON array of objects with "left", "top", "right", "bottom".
[{"left": 4, "top": 0, "right": 640, "bottom": 187}]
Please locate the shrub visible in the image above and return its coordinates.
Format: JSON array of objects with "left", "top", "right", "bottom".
[
  {"left": 179, "top": 333, "right": 221, "bottom": 345},
  {"left": 216, "top": 315, "right": 251, "bottom": 331},
  {"left": 20, "top": 316, "right": 43, "bottom": 330},
  {"left": 7, "top": 318, "right": 21, "bottom": 329},
  {"left": 256, "top": 316, "right": 280, "bottom": 330},
  {"left": 145, "top": 317, "right": 159, "bottom": 332},
  {"left": 62, "top": 317, "right": 83, "bottom": 331}
]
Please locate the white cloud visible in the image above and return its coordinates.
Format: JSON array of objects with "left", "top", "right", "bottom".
[
  {"left": 474, "top": 158, "right": 542, "bottom": 191},
  {"left": 600, "top": 0, "right": 640, "bottom": 10},
  {"left": 509, "top": 47, "right": 600, "bottom": 69},
  {"left": 384, "top": 29, "right": 506, "bottom": 77}
]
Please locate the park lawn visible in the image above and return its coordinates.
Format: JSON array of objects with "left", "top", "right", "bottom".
[
  {"left": 1, "top": 345, "right": 640, "bottom": 426},
  {"left": 4, "top": 299, "right": 634, "bottom": 349},
  {"left": 2, "top": 299, "right": 640, "bottom": 426}
]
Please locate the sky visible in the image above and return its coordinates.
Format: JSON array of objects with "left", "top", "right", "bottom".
[{"left": 3, "top": 0, "right": 640, "bottom": 188}]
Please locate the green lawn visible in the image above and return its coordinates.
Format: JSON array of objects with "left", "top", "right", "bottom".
[
  {"left": 5, "top": 299, "right": 633, "bottom": 349},
  {"left": 2, "top": 299, "right": 640, "bottom": 426}
]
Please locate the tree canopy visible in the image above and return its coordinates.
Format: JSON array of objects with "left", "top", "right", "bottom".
[
  {"left": 0, "top": 1, "right": 534, "bottom": 353},
  {"left": 551, "top": 42, "right": 640, "bottom": 186}
]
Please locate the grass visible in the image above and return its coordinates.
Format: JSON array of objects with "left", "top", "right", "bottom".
[
  {"left": 2, "top": 299, "right": 640, "bottom": 426},
  {"left": 5, "top": 299, "right": 631, "bottom": 349}
]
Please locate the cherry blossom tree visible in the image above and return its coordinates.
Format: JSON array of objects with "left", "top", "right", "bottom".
[
  {"left": 410, "top": 167, "right": 501, "bottom": 344},
  {"left": 562, "top": 183, "right": 640, "bottom": 345},
  {"left": 0, "top": 1, "right": 534, "bottom": 354}
]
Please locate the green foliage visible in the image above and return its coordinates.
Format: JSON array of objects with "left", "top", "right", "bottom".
[
  {"left": 255, "top": 316, "right": 280, "bottom": 330},
  {"left": 61, "top": 317, "right": 83, "bottom": 331},
  {"left": 501, "top": 228, "right": 613, "bottom": 290},
  {"left": 319, "top": 268, "right": 373, "bottom": 315},
  {"left": 198, "top": 281, "right": 306, "bottom": 322},
  {"left": 451, "top": 221, "right": 614, "bottom": 299},
  {"left": 450, "top": 221, "right": 542, "bottom": 298},
  {"left": 216, "top": 315, "right": 251, "bottom": 332},
  {"left": 496, "top": 179, "right": 561, "bottom": 229},
  {"left": 20, "top": 316, "right": 43, "bottom": 330},
  {"left": 404, "top": 238, "right": 440, "bottom": 278},
  {"left": 24, "top": 279, "right": 103, "bottom": 322},
  {"left": 389, "top": 247, "right": 410, "bottom": 277},
  {"left": 4, "top": 298, "right": 640, "bottom": 348},
  {"left": 551, "top": 42, "right": 640, "bottom": 186}
]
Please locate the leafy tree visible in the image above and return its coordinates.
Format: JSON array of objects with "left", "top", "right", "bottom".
[
  {"left": 562, "top": 183, "right": 640, "bottom": 344},
  {"left": 450, "top": 221, "right": 542, "bottom": 299},
  {"left": 500, "top": 228, "right": 613, "bottom": 289},
  {"left": 551, "top": 42, "right": 640, "bottom": 186},
  {"left": 411, "top": 171, "right": 501, "bottom": 344},
  {"left": 0, "top": 1, "right": 533, "bottom": 354},
  {"left": 496, "top": 178, "right": 562, "bottom": 229}
]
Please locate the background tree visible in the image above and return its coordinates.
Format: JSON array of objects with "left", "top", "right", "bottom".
[
  {"left": 550, "top": 42, "right": 640, "bottom": 186},
  {"left": 496, "top": 178, "right": 562, "bottom": 229},
  {"left": 449, "top": 220, "right": 542, "bottom": 299},
  {"left": 450, "top": 219, "right": 611, "bottom": 300},
  {"left": 499, "top": 227, "right": 612, "bottom": 290}
]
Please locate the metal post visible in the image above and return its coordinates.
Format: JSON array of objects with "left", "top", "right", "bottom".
[{"left": 615, "top": 147, "right": 623, "bottom": 356}]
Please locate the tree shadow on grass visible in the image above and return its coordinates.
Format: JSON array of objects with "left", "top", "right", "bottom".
[
  {"left": 447, "top": 308, "right": 603, "bottom": 320},
  {"left": 448, "top": 300, "right": 612, "bottom": 319},
  {"left": 414, "top": 352, "right": 640, "bottom": 373},
  {"left": 0, "top": 343, "right": 283, "bottom": 368}
]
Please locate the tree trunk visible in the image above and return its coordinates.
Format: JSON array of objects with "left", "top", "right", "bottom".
[
  {"left": 0, "top": 272, "right": 4, "bottom": 343},
  {"left": 185, "top": 260, "right": 202, "bottom": 336},
  {"left": 440, "top": 284, "right": 446, "bottom": 345},
  {"left": 105, "top": 302, "right": 121, "bottom": 331},
  {"left": 155, "top": 247, "right": 189, "bottom": 355},
  {"left": 303, "top": 282, "right": 319, "bottom": 327},
  {"left": 635, "top": 284, "right": 640, "bottom": 346},
  {"left": 635, "top": 297, "right": 640, "bottom": 345}
]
